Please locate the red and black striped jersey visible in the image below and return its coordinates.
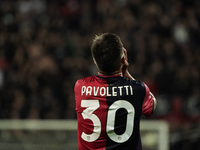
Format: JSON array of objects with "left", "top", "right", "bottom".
[{"left": 74, "top": 74, "right": 154, "bottom": 150}]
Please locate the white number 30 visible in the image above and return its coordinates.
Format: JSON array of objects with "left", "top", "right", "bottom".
[
  {"left": 81, "top": 100, "right": 101, "bottom": 142},
  {"left": 81, "top": 100, "right": 135, "bottom": 143}
]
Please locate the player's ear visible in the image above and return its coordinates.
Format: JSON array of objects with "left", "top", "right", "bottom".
[{"left": 121, "top": 56, "right": 129, "bottom": 66}]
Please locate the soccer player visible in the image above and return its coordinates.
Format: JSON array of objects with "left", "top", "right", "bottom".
[{"left": 74, "top": 33, "right": 156, "bottom": 150}]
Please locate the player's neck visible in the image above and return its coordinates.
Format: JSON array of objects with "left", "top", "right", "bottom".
[{"left": 98, "top": 70, "right": 122, "bottom": 76}]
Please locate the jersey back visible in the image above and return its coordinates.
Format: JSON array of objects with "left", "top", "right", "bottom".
[{"left": 74, "top": 75, "right": 153, "bottom": 150}]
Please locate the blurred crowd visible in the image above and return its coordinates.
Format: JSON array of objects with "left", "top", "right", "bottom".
[{"left": 0, "top": 0, "right": 200, "bottom": 149}]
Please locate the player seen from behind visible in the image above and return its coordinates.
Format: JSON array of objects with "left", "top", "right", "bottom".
[{"left": 74, "top": 33, "right": 157, "bottom": 150}]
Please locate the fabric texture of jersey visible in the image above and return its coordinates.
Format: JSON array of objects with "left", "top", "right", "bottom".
[{"left": 74, "top": 75, "right": 154, "bottom": 150}]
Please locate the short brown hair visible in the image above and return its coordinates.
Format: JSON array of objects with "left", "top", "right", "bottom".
[{"left": 91, "top": 33, "right": 123, "bottom": 74}]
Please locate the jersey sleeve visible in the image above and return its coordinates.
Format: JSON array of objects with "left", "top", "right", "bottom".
[
  {"left": 74, "top": 79, "right": 81, "bottom": 111},
  {"left": 142, "top": 82, "right": 155, "bottom": 116}
]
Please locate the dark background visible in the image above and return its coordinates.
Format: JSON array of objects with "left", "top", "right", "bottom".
[{"left": 0, "top": 0, "right": 200, "bottom": 149}]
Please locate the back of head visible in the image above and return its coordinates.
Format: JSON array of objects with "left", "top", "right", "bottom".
[{"left": 91, "top": 33, "right": 123, "bottom": 74}]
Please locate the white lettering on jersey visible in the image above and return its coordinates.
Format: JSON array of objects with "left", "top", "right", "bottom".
[
  {"left": 118, "top": 86, "right": 123, "bottom": 96},
  {"left": 100, "top": 87, "right": 106, "bottom": 96},
  {"left": 94, "top": 86, "right": 99, "bottom": 96},
  {"left": 124, "top": 85, "right": 129, "bottom": 95},
  {"left": 107, "top": 87, "right": 111, "bottom": 96},
  {"left": 81, "top": 85, "right": 134, "bottom": 96},
  {"left": 112, "top": 87, "right": 117, "bottom": 96},
  {"left": 86, "top": 86, "right": 92, "bottom": 95},
  {"left": 81, "top": 86, "right": 86, "bottom": 95}
]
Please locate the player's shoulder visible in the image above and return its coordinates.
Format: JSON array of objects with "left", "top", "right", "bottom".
[
  {"left": 75, "top": 75, "right": 97, "bottom": 86},
  {"left": 124, "top": 78, "right": 145, "bottom": 88},
  {"left": 123, "top": 78, "right": 148, "bottom": 94},
  {"left": 131, "top": 80, "right": 151, "bottom": 96}
]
